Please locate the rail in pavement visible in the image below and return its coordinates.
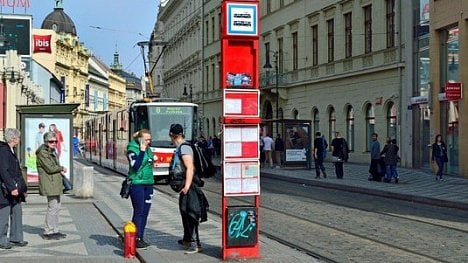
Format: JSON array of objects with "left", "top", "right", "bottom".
[{"left": 257, "top": 161, "right": 468, "bottom": 211}]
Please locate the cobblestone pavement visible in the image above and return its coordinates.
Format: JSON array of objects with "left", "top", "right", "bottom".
[{"left": 253, "top": 159, "right": 468, "bottom": 210}]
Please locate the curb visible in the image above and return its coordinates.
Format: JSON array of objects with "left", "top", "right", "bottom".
[{"left": 261, "top": 172, "right": 468, "bottom": 211}]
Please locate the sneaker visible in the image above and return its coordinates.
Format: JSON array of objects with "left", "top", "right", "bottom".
[
  {"left": 0, "top": 243, "right": 12, "bottom": 249},
  {"left": 177, "top": 239, "right": 191, "bottom": 249},
  {"left": 322, "top": 172, "right": 327, "bottom": 178},
  {"left": 10, "top": 241, "right": 28, "bottom": 247},
  {"left": 43, "top": 233, "right": 62, "bottom": 240},
  {"left": 315, "top": 176, "right": 320, "bottom": 179},
  {"left": 395, "top": 178, "right": 399, "bottom": 184},
  {"left": 184, "top": 244, "right": 202, "bottom": 254},
  {"left": 136, "top": 238, "right": 150, "bottom": 249}
]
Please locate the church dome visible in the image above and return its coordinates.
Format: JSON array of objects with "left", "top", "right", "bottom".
[{"left": 41, "top": 2, "right": 77, "bottom": 36}]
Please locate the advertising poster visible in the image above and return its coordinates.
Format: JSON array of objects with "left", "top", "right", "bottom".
[
  {"left": 23, "top": 117, "right": 71, "bottom": 183},
  {"left": 284, "top": 123, "right": 309, "bottom": 162}
]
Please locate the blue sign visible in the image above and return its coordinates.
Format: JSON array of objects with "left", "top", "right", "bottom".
[{"left": 227, "top": 3, "right": 258, "bottom": 36}]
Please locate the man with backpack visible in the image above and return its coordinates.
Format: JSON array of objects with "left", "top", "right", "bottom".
[{"left": 168, "top": 124, "right": 209, "bottom": 254}]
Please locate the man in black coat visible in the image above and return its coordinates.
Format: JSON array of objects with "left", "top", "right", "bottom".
[{"left": 0, "top": 128, "right": 28, "bottom": 249}]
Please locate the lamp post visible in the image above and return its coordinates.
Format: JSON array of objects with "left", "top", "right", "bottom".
[
  {"left": 183, "top": 83, "right": 193, "bottom": 102},
  {"left": 263, "top": 50, "right": 279, "bottom": 134}
]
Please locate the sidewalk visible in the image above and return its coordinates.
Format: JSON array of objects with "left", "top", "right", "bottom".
[
  {"left": 257, "top": 160, "right": 468, "bottom": 210},
  {"left": 0, "top": 161, "right": 315, "bottom": 263}
]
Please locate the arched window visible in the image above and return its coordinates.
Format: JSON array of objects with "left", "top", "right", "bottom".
[
  {"left": 313, "top": 109, "right": 319, "bottom": 135},
  {"left": 346, "top": 105, "right": 354, "bottom": 151},
  {"left": 293, "top": 109, "right": 298, "bottom": 119},
  {"left": 328, "top": 107, "right": 336, "bottom": 142},
  {"left": 205, "top": 118, "right": 210, "bottom": 137},
  {"left": 387, "top": 102, "right": 397, "bottom": 139},
  {"left": 366, "top": 104, "right": 375, "bottom": 151}
]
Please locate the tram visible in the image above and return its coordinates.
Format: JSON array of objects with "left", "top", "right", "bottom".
[{"left": 83, "top": 99, "right": 198, "bottom": 183}]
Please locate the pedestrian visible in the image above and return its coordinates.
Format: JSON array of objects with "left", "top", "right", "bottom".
[
  {"left": 262, "top": 134, "right": 274, "bottom": 168},
  {"left": 313, "top": 132, "right": 327, "bottom": 178},
  {"left": 274, "top": 134, "right": 285, "bottom": 167},
  {"left": 212, "top": 135, "right": 221, "bottom": 157},
  {"left": 368, "top": 133, "right": 382, "bottom": 182},
  {"left": 0, "top": 128, "right": 28, "bottom": 249},
  {"left": 380, "top": 139, "right": 399, "bottom": 183},
  {"left": 431, "top": 134, "right": 448, "bottom": 181},
  {"left": 36, "top": 131, "right": 67, "bottom": 240},
  {"left": 126, "top": 129, "right": 154, "bottom": 249},
  {"left": 169, "top": 124, "right": 209, "bottom": 254},
  {"left": 331, "top": 132, "right": 349, "bottom": 179}
]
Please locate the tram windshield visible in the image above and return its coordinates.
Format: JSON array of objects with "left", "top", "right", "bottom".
[{"left": 139, "top": 105, "right": 196, "bottom": 147}]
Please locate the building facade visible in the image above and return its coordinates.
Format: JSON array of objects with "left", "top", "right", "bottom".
[{"left": 429, "top": 0, "right": 467, "bottom": 176}]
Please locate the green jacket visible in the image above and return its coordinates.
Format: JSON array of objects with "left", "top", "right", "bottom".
[
  {"left": 127, "top": 140, "right": 154, "bottom": 185},
  {"left": 36, "top": 144, "right": 65, "bottom": 196}
]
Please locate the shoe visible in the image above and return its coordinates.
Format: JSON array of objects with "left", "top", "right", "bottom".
[
  {"left": 43, "top": 233, "right": 61, "bottom": 240},
  {"left": 177, "top": 239, "right": 191, "bottom": 249},
  {"left": 52, "top": 232, "right": 67, "bottom": 239},
  {"left": 323, "top": 172, "right": 327, "bottom": 178},
  {"left": 0, "top": 243, "right": 12, "bottom": 249},
  {"left": 315, "top": 176, "right": 320, "bottom": 179},
  {"left": 136, "top": 238, "right": 150, "bottom": 249},
  {"left": 440, "top": 178, "right": 444, "bottom": 181},
  {"left": 395, "top": 178, "right": 399, "bottom": 184},
  {"left": 10, "top": 241, "right": 28, "bottom": 247},
  {"left": 185, "top": 244, "right": 202, "bottom": 254}
]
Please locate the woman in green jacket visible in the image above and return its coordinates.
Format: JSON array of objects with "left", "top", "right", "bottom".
[
  {"left": 126, "top": 129, "right": 154, "bottom": 249},
  {"left": 36, "top": 131, "right": 67, "bottom": 240}
]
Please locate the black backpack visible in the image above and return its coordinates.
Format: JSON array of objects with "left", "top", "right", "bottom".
[{"left": 182, "top": 142, "right": 217, "bottom": 178}]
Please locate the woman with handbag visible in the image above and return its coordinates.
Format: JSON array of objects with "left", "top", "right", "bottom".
[
  {"left": 0, "top": 128, "right": 28, "bottom": 249},
  {"left": 431, "top": 134, "right": 448, "bottom": 181},
  {"left": 36, "top": 131, "right": 67, "bottom": 240},
  {"left": 126, "top": 129, "right": 154, "bottom": 249}
]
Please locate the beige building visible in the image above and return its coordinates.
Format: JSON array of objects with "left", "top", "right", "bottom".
[{"left": 429, "top": 0, "right": 467, "bottom": 176}]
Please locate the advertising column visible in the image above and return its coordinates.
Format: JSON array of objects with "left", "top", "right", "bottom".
[{"left": 221, "top": 0, "right": 261, "bottom": 260}]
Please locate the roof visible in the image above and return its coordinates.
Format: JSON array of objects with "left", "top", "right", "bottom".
[{"left": 41, "top": 6, "right": 77, "bottom": 36}]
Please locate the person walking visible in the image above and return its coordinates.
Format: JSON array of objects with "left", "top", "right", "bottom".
[
  {"left": 313, "top": 132, "right": 327, "bottom": 178},
  {"left": 368, "top": 133, "right": 382, "bottom": 182},
  {"left": 36, "top": 131, "right": 67, "bottom": 240},
  {"left": 169, "top": 124, "right": 208, "bottom": 254},
  {"left": 0, "top": 128, "right": 28, "bottom": 249},
  {"left": 274, "top": 134, "right": 285, "bottom": 167},
  {"left": 331, "top": 132, "right": 349, "bottom": 179},
  {"left": 126, "top": 129, "right": 154, "bottom": 249},
  {"left": 262, "top": 134, "right": 274, "bottom": 168},
  {"left": 431, "top": 134, "right": 448, "bottom": 181},
  {"left": 381, "top": 139, "right": 400, "bottom": 183}
]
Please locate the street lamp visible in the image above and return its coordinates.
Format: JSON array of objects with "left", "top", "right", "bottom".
[
  {"left": 183, "top": 83, "right": 193, "bottom": 102},
  {"left": 263, "top": 50, "right": 279, "bottom": 134}
]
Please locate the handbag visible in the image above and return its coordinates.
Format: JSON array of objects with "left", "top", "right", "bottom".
[
  {"left": 62, "top": 176, "right": 73, "bottom": 193},
  {"left": 120, "top": 178, "right": 132, "bottom": 199}
]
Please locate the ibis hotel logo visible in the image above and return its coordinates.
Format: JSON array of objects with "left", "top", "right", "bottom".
[{"left": 33, "top": 35, "right": 52, "bottom": 53}]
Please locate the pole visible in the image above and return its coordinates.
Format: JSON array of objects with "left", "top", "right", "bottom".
[{"left": 275, "top": 51, "right": 279, "bottom": 135}]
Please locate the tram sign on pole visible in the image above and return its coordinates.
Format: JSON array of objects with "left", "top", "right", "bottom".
[{"left": 221, "top": 0, "right": 261, "bottom": 260}]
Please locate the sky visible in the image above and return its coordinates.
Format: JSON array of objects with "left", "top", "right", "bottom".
[{"left": 7, "top": 0, "right": 159, "bottom": 77}]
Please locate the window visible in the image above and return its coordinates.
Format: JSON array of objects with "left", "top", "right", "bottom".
[
  {"left": 364, "top": 5, "right": 372, "bottom": 53},
  {"left": 266, "top": 0, "right": 271, "bottom": 14},
  {"left": 292, "top": 32, "right": 298, "bottom": 70},
  {"left": 346, "top": 105, "right": 354, "bottom": 151},
  {"left": 205, "top": 65, "right": 209, "bottom": 91},
  {"left": 312, "top": 25, "right": 318, "bottom": 66},
  {"left": 387, "top": 102, "right": 397, "bottom": 139},
  {"left": 365, "top": 104, "right": 375, "bottom": 150},
  {"left": 277, "top": 38, "right": 284, "bottom": 73},
  {"left": 205, "top": 20, "right": 209, "bottom": 45},
  {"left": 212, "top": 63, "right": 216, "bottom": 90},
  {"left": 386, "top": 0, "right": 395, "bottom": 48},
  {"left": 328, "top": 107, "right": 336, "bottom": 142},
  {"left": 279, "top": 0, "right": 284, "bottom": 8},
  {"left": 344, "top": 13, "right": 352, "bottom": 58},
  {"left": 327, "top": 19, "right": 334, "bottom": 62},
  {"left": 293, "top": 109, "right": 299, "bottom": 119},
  {"left": 211, "top": 16, "right": 215, "bottom": 41},
  {"left": 313, "top": 109, "right": 319, "bottom": 135}
]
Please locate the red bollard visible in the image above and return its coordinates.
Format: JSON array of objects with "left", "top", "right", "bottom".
[{"left": 123, "top": 221, "right": 137, "bottom": 258}]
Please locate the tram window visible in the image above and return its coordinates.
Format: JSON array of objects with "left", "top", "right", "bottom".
[{"left": 135, "top": 106, "right": 149, "bottom": 130}]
